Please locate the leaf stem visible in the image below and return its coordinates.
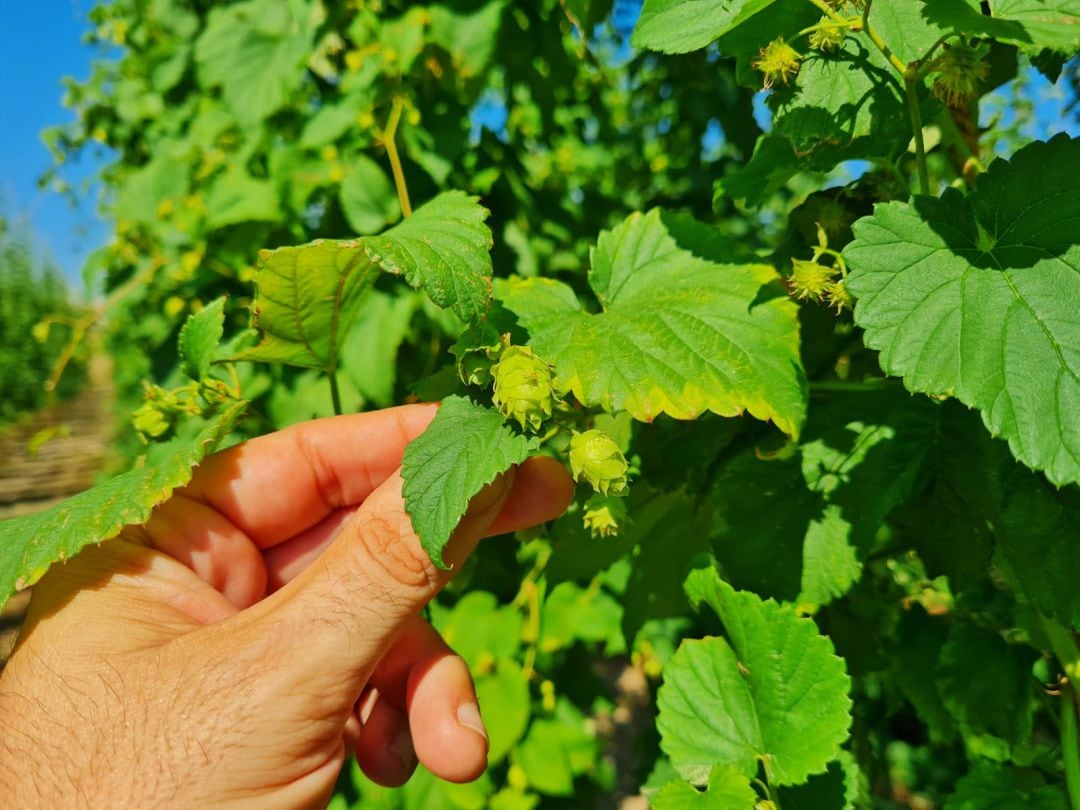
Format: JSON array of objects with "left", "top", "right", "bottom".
[
  {"left": 1041, "top": 614, "right": 1080, "bottom": 810},
  {"left": 328, "top": 369, "right": 344, "bottom": 416},
  {"left": 382, "top": 98, "right": 413, "bottom": 218},
  {"left": 904, "top": 78, "right": 932, "bottom": 195}
]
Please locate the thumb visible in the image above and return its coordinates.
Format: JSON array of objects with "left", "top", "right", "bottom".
[{"left": 249, "top": 465, "right": 515, "bottom": 689}]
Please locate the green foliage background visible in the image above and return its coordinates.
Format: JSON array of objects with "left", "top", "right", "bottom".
[
  {"left": 0, "top": 216, "right": 87, "bottom": 425},
  {"left": 14, "top": 0, "right": 1080, "bottom": 806}
]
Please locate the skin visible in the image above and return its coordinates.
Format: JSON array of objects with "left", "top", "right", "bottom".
[{"left": 0, "top": 403, "right": 574, "bottom": 808}]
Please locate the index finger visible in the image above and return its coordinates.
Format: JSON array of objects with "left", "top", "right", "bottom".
[{"left": 179, "top": 403, "right": 438, "bottom": 548}]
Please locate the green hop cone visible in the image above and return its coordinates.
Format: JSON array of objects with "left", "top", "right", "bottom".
[
  {"left": 929, "top": 44, "right": 989, "bottom": 107},
  {"left": 491, "top": 345, "right": 556, "bottom": 432},
  {"left": 788, "top": 258, "right": 837, "bottom": 302},
  {"left": 132, "top": 401, "right": 173, "bottom": 440},
  {"left": 569, "top": 429, "right": 629, "bottom": 496},
  {"left": 583, "top": 494, "right": 628, "bottom": 538},
  {"left": 753, "top": 37, "right": 801, "bottom": 89}
]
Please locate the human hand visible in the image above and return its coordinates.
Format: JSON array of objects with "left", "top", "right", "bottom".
[{"left": 0, "top": 404, "right": 573, "bottom": 808}]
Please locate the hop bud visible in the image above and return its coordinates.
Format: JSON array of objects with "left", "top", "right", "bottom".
[
  {"left": 929, "top": 44, "right": 989, "bottom": 107},
  {"left": 808, "top": 19, "right": 845, "bottom": 52},
  {"left": 491, "top": 345, "right": 555, "bottom": 432},
  {"left": 825, "top": 279, "right": 855, "bottom": 313},
  {"left": 583, "top": 494, "right": 628, "bottom": 538},
  {"left": 788, "top": 258, "right": 837, "bottom": 302},
  {"left": 132, "top": 401, "right": 172, "bottom": 440},
  {"left": 569, "top": 430, "right": 629, "bottom": 496},
  {"left": 753, "top": 37, "right": 802, "bottom": 89}
]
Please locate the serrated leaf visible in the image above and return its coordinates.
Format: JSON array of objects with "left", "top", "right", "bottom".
[
  {"left": 364, "top": 191, "right": 493, "bottom": 324},
  {"left": 235, "top": 239, "right": 379, "bottom": 372},
  {"left": 631, "top": 0, "right": 778, "bottom": 54},
  {"left": 501, "top": 210, "right": 805, "bottom": 435},
  {"left": 945, "top": 761, "right": 1069, "bottom": 810},
  {"left": 195, "top": 0, "right": 320, "bottom": 126},
  {"left": 0, "top": 402, "right": 246, "bottom": 610},
  {"left": 844, "top": 136, "right": 1080, "bottom": 487},
  {"left": 651, "top": 765, "right": 758, "bottom": 809},
  {"left": 236, "top": 192, "right": 491, "bottom": 372},
  {"left": 339, "top": 155, "right": 401, "bottom": 235},
  {"left": 179, "top": 297, "right": 226, "bottom": 380},
  {"left": 657, "top": 568, "right": 852, "bottom": 786},
  {"left": 922, "top": 0, "right": 1080, "bottom": 53},
  {"left": 402, "top": 396, "right": 534, "bottom": 568}
]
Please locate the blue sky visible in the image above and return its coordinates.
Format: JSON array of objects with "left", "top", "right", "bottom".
[{"left": 0, "top": 1, "right": 110, "bottom": 287}]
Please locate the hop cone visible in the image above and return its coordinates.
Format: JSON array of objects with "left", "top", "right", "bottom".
[
  {"left": 492, "top": 346, "right": 555, "bottom": 432},
  {"left": 569, "top": 430, "right": 629, "bottom": 496}
]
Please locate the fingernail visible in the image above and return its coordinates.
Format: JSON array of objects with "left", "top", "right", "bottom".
[
  {"left": 390, "top": 728, "right": 417, "bottom": 770},
  {"left": 457, "top": 701, "right": 488, "bottom": 744}
]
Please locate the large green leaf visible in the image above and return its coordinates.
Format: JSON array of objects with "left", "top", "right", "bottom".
[
  {"left": 844, "top": 136, "right": 1080, "bottom": 487},
  {"left": 631, "top": 0, "right": 778, "bottom": 54},
  {"left": 770, "top": 37, "right": 906, "bottom": 157},
  {"left": 922, "top": 0, "right": 1080, "bottom": 52},
  {"left": 237, "top": 192, "right": 492, "bottom": 372},
  {"left": 235, "top": 239, "right": 379, "bottom": 372},
  {"left": 364, "top": 191, "right": 494, "bottom": 324},
  {"left": 501, "top": 210, "right": 806, "bottom": 435},
  {"left": 0, "top": 402, "right": 246, "bottom": 610},
  {"left": 195, "top": 0, "right": 321, "bottom": 125},
  {"left": 401, "top": 396, "right": 535, "bottom": 569},
  {"left": 657, "top": 568, "right": 852, "bottom": 786}
]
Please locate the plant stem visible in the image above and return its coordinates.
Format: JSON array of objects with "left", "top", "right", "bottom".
[
  {"left": 328, "top": 369, "right": 343, "bottom": 416},
  {"left": 382, "top": 98, "right": 413, "bottom": 218},
  {"left": 803, "top": 0, "right": 847, "bottom": 25},
  {"left": 1065, "top": 690, "right": 1080, "bottom": 810},
  {"left": 905, "top": 78, "right": 932, "bottom": 195},
  {"left": 1041, "top": 614, "right": 1080, "bottom": 810}
]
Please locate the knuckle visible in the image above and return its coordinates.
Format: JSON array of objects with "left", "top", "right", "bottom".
[{"left": 351, "top": 511, "right": 440, "bottom": 595}]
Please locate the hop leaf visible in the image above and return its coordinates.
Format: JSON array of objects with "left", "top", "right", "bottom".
[
  {"left": 583, "top": 494, "right": 628, "bottom": 538},
  {"left": 491, "top": 346, "right": 556, "bottom": 432},
  {"left": 569, "top": 430, "right": 629, "bottom": 496},
  {"left": 788, "top": 258, "right": 837, "bottom": 302},
  {"left": 753, "top": 37, "right": 802, "bottom": 89},
  {"left": 929, "top": 44, "right": 989, "bottom": 107}
]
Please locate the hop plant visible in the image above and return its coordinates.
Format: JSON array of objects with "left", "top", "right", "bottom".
[
  {"left": 929, "top": 44, "right": 989, "bottom": 107},
  {"left": 753, "top": 37, "right": 802, "bottom": 89},
  {"left": 583, "top": 494, "right": 628, "bottom": 538},
  {"left": 569, "top": 430, "right": 629, "bottom": 496},
  {"left": 809, "top": 19, "right": 845, "bottom": 52},
  {"left": 788, "top": 258, "right": 837, "bottom": 302},
  {"left": 491, "top": 345, "right": 556, "bottom": 432}
]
